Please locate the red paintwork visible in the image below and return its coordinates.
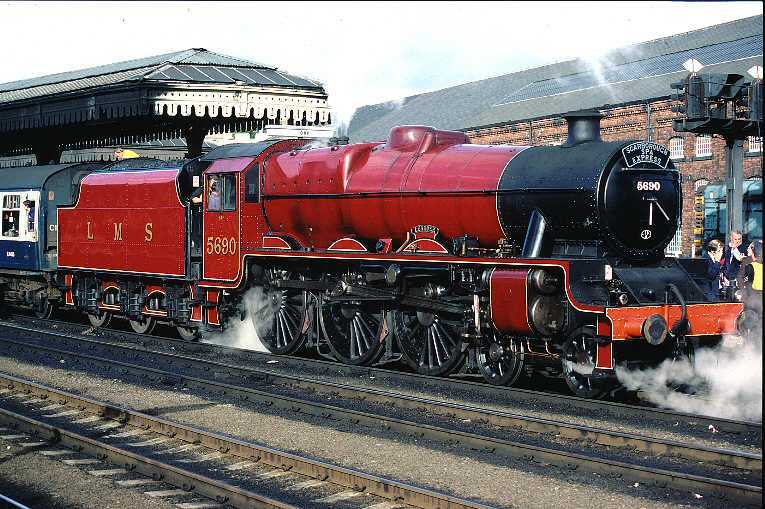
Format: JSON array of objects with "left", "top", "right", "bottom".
[
  {"left": 206, "top": 290, "right": 220, "bottom": 325},
  {"left": 58, "top": 169, "right": 186, "bottom": 277},
  {"left": 596, "top": 316, "right": 611, "bottom": 337},
  {"left": 489, "top": 269, "right": 532, "bottom": 334},
  {"left": 202, "top": 139, "right": 305, "bottom": 283},
  {"left": 205, "top": 157, "right": 256, "bottom": 174},
  {"left": 64, "top": 274, "right": 74, "bottom": 305},
  {"left": 327, "top": 238, "right": 368, "bottom": 252},
  {"left": 262, "top": 126, "right": 527, "bottom": 249},
  {"left": 189, "top": 285, "right": 203, "bottom": 323},
  {"left": 606, "top": 303, "right": 742, "bottom": 340},
  {"left": 400, "top": 238, "right": 449, "bottom": 254},
  {"left": 596, "top": 343, "right": 613, "bottom": 369},
  {"left": 203, "top": 171, "right": 241, "bottom": 281},
  {"left": 261, "top": 236, "right": 292, "bottom": 250}
]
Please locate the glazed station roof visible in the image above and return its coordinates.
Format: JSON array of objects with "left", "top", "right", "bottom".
[{"left": 0, "top": 48, "right": 331, "bottom": 160}]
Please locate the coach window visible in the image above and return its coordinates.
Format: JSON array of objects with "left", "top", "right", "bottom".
[{"left": 2, "top": 195, "right": 21, "bottom": 238}]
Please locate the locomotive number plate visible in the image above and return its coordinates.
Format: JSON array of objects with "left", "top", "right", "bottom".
[
  {"left": 622, "top": 142, "right": 670, "bottom": 169},
  {"left": 206, "top": 236, "right": 238, "bottom": 256}
]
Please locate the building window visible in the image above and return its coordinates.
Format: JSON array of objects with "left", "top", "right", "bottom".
[
  {"left": 748, "top": 136, "right": 762, "bottom": 153},
  {"left": 695, "top": 136, "right": 712, "bottom": 158},
  {"left": 665, "top": 226, "right": 682, "bottom": 257},
  {"left": 669, "top": 137, "right": 684, "bottom": 160}
]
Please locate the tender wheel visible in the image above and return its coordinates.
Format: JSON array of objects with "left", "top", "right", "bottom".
[
  {"left": 176, "top": 325, "right": 201, "bottom": 341},
  {"left": 561, "top": 328, "right": 605, "bottom": 398},
  {"left": 129, "top": 316, "right": 156, "bottom": 334},
  {"left": 320, "top": 299, "right": 385, "bottom": 365},
  {"left": 251, "top": 269, "right": 310, "bottom": 355},
  {"left": 476, "top": 335, "right": 524, "bottom": 386},
  {"left": 34, "top": 297, "right": 55, "bottom": 320},
  {"left": 393, "top": 306, "right": 466, "bottom": 376},
  {"left": 87, "top": 311, "right": 112, "bottom": 328}
]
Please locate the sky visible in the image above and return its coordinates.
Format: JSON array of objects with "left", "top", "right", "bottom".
[{"left": 0, "top": 1, "right": 762, "bottom": 128}]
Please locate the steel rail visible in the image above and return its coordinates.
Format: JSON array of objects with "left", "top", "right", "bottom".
[
  {"left": 0, "top": 408, "right": 300, "bottom": 509},
  {"left": 0, "top": 372, "right": 494, "bottom": 509},
  {"left": 4, "top": 316, "right": 760, "bottom": 437},
  {"left": 0, "top": 493, "right": 32, "bottom": 509},
  {"left": 0, "top": 321, "right": 760, "bottom": 471},
  {"left": 0, "top": 334, "right": 760, "bottom": 505}
]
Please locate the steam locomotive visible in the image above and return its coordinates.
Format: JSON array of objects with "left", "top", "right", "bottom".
[{"left": 0, "top": 111, "right": 743, "bottom": 397}]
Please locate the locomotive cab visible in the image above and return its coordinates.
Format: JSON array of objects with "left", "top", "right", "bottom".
[{"left": 194, "top": 139, "right": 308, "bottom": 284}]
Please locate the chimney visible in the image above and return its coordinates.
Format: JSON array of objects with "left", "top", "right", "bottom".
[{"left": 563, "top": 110, "right": 603, "bottom": 146}]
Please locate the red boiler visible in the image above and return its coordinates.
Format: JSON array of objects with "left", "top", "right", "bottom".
[{"left": 262, "top": 125, "right": 528, "bottom": 248}]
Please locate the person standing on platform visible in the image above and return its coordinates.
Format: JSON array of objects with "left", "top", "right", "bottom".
[
  {"left": 741, "top": 240, "right": 762, "bottom": 326},
  {"left": 703, "top": 239, "right": 725, "bottom": 301},
  {"left": 721, "top": 230, "right": 745, "bottom": 298}
]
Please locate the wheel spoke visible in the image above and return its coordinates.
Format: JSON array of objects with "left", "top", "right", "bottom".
[
  {"left": 282, "top": 306, "right": 298, "bottom": 330},
  {"left": 280, "top": 312, "right": 295, "bottom": 343},
  {"left": 433, "top": 328, "right": 444, "bottom": 366},
  {"left": 358, "top": 315, "right": 375, "bottom": 348},
  {"left": 433, "top": 324, "right": 451, "bottom": 362},
  {"left": 418, "top": 329, "right": 428, "bottom": 367},
  {"left": 354, "top": 322, "right": 365, "bottom": 358},
  {"left": 356, "top": 316, "right": 373, "bottom": 351},
  {"left": 350, "top": 317, "right": 362, "bottom": 356},
  {"left": 349, "top": 320, "right": 357, "bottom": 358}
]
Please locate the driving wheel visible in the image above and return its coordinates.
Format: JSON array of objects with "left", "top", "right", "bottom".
[
  {"left": 393, "top": 305, "right": 465, "bottom": 376},
  {"left": 320, "top": 299, "right": 386, "bottom": 365},
  {"left": 251, "top": 269, "right": 310, "bottom": 355}
]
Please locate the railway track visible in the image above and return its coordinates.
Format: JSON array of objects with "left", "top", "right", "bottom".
[
  {"left": 0, "top": 372, "right": 490, "bottom": 509},
  {"left": 0, "top": 321, "right": 761, "bottom": 505},
  {"left": 7, "top": 313, "right": 761, "bottom": 436}
]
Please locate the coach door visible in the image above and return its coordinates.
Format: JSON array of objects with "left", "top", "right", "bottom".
[{"left": 202, "top": 172, "right": 241, "bottom": 281}]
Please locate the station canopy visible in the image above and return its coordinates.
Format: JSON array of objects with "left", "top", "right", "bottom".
[{"left": 0, "top": 48, "right": 331, "bottom": 162}]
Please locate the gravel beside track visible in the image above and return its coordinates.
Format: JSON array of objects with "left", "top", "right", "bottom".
[
  {"left": 5, "top": 315, "right": 760, "bottom": 453},
  {"left": 0, "top": 322, "right": 760, "bottom": 506},
  {"left": 0, "top": 374, "right": 488, "bottom": 509},
  {"left": 0, "top": 437, "right": 179, "bottom": 509},
  {"left": 0, "top": 355, "right": 740, "bottom": 509}
]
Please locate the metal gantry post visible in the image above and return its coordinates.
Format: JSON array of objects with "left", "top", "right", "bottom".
[{"left": 724, "top": 137, "right": 745, "bottom": 242}]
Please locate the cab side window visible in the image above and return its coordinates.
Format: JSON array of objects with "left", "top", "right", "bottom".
[
  {"left": 206, "top": 174, "right": 236, "bottom": 212},
  {"left": 2, "top": 195, "right": 20, "bottom": 238},
  {"left": 244, "top": 164, "right": 259, "bottom": 203},
  {"left": 207, "top": 176, "right": 222, "bottom": 212},
  {"left": 222, "top": 174, "right": 237, "bottom": 211}
]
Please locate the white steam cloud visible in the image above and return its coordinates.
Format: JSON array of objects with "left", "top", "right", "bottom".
[
  {"left": 615, "top": 331, "right": 763, "bottom": 422},
  {"left": 202, "top": 287, "right": 274, "bottom": 352}
]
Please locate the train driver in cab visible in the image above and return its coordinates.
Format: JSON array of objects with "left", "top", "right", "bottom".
[{"left": 208, "top": 176, "right": 221, "bottom": 211}]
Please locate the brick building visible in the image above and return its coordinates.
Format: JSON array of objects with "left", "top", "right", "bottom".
[{"left": 349, "top": 16, "right": 763, "bottom": 256}]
